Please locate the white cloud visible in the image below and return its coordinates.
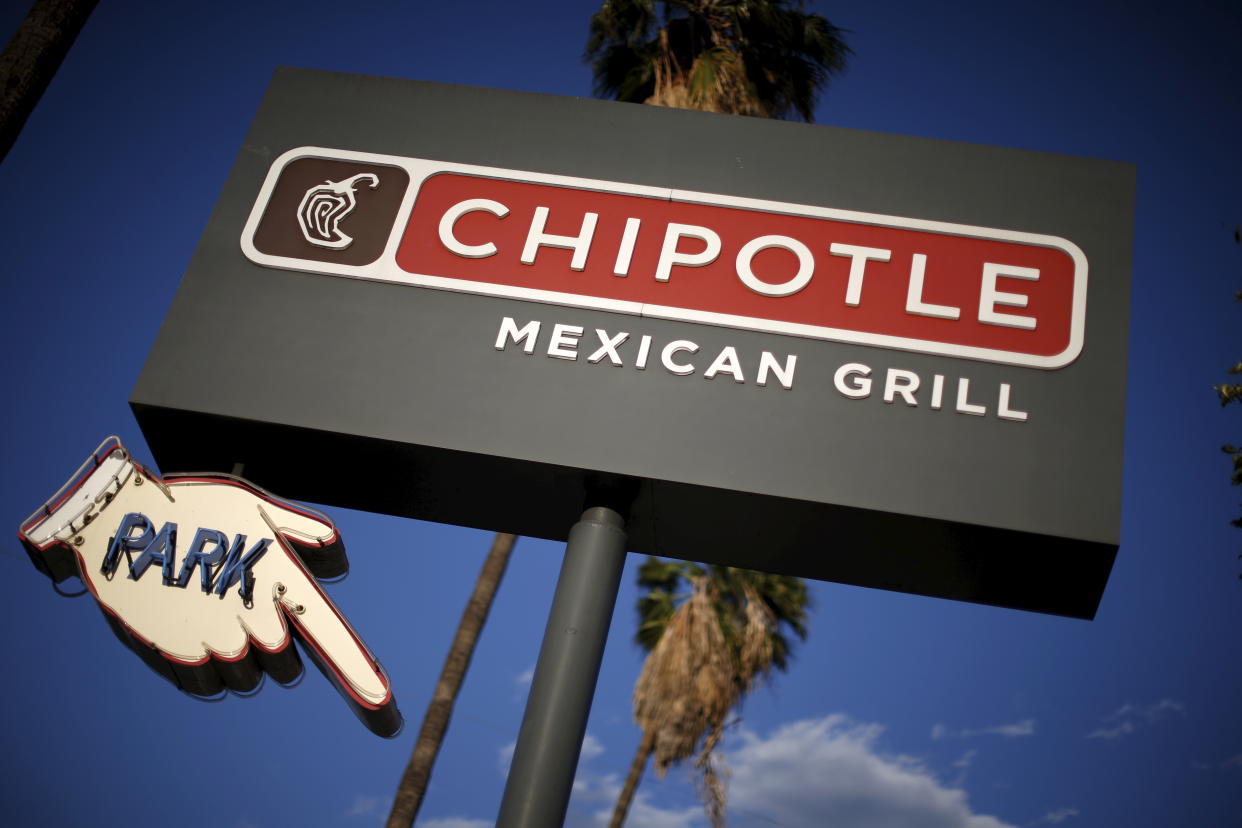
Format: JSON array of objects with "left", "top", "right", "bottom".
[
  {"left": 345, "top": 794, "right": 391, "bottom": 819},
  {"left": 613, "top": 798, "right": 703, "bottom": 828},
  {"left": 513, "top": 665, "right": 536, "bottom": 702},
  {"left": 1087, "top": 698, "right": 1185, "bottom": 740},
  {"left": 564, "top": 715, "right": 1020, "bottom": 827},
  {"left": 1035, "top": 807, "right": 1080, "bottom": 824},
  {"left": 720, "top": 715, "right": 1018, "bottom": 828},
  {"left": 1106, "top": 699, "right": 1185, "bottom": 722},
  {"left": 418, "top": 819, "right": 493, "bottom": 828},
  {"left": 932, "top": 719, "right": 1036, "bottom": 740},
  {"left": 580, "top": 732, "right": 606, "bottom": 762},
  {"left": 950, "top": 748, "right": 978, "bottom": 787},
  {"left": 1085, "top": 721, "right": 1134, "bottom": 741},
  {"left": 564, "top": 767, "right": 702, "bottom": 828},
  {"left": 984, "top": 720, "right": 1035, "bottom": 738},
  {"left": 1193, "top": 754, "right": 1242, "bottom": 772},
  {"left": 498, "top": 740, "right": 516, "bottom": 776}
]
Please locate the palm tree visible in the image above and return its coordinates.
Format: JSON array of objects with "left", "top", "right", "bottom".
[
  {"left": 585, "top": 0, "right": 851, "bottom": 121},
  {"left": 609, "top": 559, "right": 809, "bottom": 827},
  {"left": 0, "top": 0, "right": 101, "bottom": 162},
  {"left": 386, "top": 532, "right": 517, "bottom": 828}
]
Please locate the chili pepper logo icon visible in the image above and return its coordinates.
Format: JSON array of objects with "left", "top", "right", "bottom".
[{"left": 296, "top": 172, "right": 380, "bottom": 249}]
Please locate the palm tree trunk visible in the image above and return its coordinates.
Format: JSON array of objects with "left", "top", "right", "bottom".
[
  {"left": 609, "top": 730, "right": 655, "bottom": 828},
  {"left": 386, "top": 532, "right": 517, "bottom": 828},
  {"left": 0, "top": 0, "right": 99, "bottom": 162}
]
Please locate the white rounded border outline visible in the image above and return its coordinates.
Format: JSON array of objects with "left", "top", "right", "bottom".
[{"left": 240, "top": 146, "right": 1088, "bottom": 370}]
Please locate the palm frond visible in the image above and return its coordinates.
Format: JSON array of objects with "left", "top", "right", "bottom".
[
  {"left": 628, "top": 560, "right": 811, "bottom": 825},
  {"left": 587, "top": 0, "right": 851, "bottom": 121},
  {"left": 633, "top": 576, "right": 735, "bottom": 779}
]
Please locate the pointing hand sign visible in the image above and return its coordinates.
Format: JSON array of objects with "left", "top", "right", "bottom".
[{"left": 19, "top": 437, "right": 402, "bottom": 737}]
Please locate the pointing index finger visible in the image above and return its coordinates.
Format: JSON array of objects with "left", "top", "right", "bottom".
[{"left": 255, "top": 503, "right": 402, "bottom": 736}]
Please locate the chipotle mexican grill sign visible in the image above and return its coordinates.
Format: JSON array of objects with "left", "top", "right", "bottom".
[{"left": 131, "top": 70, "right": 1134, "bottom": 618}]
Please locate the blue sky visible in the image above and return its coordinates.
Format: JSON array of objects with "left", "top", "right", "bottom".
[{"left": 0, "top": 1, "right": 1239, "bottom": 826}]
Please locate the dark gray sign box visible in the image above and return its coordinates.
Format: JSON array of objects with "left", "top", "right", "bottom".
[{"left": 131, "top": 68, "right": 1134, "bottom": 619}]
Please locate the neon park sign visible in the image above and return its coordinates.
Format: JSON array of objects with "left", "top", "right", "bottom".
[
  {"left": 19, "top": 437, "right": 401, "bottom": 737},
  {"left": 243, "top": 148, "right": 1087, "bottom": 370}
]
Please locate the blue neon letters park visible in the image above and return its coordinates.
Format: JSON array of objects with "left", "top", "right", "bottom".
[{"left": 101, "top": 512, "right": 271, "bottom": 604}]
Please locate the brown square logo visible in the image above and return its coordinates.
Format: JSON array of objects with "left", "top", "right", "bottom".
[{"left": 251, "top": 157, "right": 410, "bottom": 266}]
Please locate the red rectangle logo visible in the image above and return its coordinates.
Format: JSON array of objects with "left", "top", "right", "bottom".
[{"left": 243, "top": 148, "right": 1087, "bottom": 369}]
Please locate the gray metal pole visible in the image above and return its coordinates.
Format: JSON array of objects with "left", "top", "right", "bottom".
[{"left": 496, "top": 506, "right": 628, "bottom": 828}]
